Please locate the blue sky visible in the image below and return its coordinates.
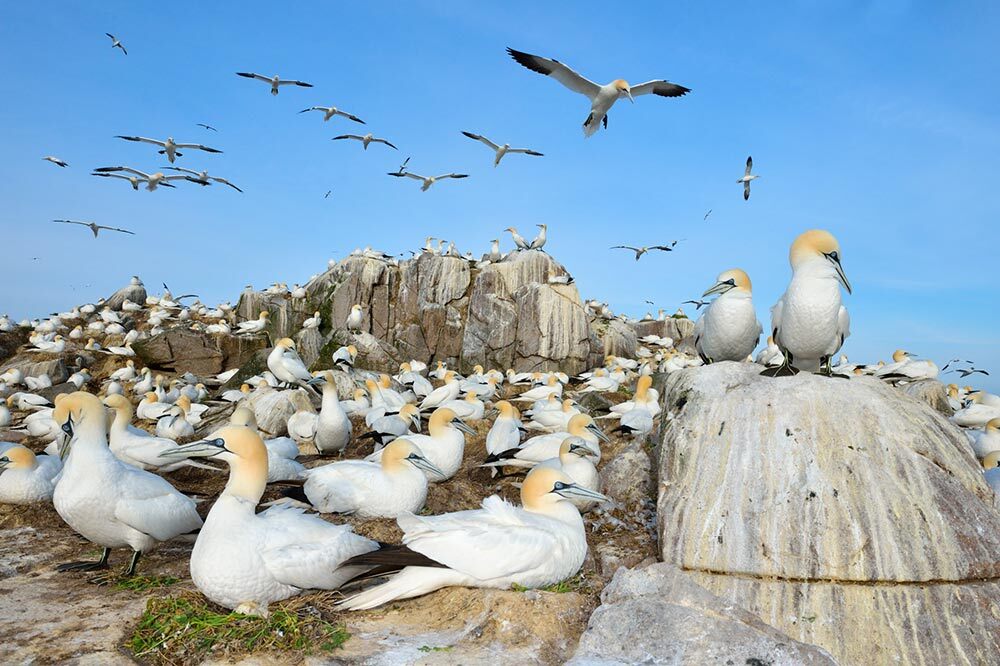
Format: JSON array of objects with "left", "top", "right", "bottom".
[{"left": 2, "top": 2, "right": 998, "bottom": 390}]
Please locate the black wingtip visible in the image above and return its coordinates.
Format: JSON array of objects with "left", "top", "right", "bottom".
[
  {"left": 506, "top": 47, "right": 552, "bottom": 76},
  {"left": 279, "top": 486, "right": 310, "bottom": 504}
]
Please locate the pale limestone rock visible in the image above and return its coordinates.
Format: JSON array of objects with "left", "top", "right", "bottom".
[
  {"left": 899, "top": 378, "right": 954, "bottom": 416},
  {"left": 244, "top": 387, "right": 314, "bottom": 437},
  {"left": 658, "top": 362, "right": 1000, "bottom": 665},
  {"left": 104, "top": 280, "right": 147, "bottom": 311}
]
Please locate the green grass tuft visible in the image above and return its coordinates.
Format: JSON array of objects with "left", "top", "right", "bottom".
[
  {"left": 127, "top": 593, "right": 349, "bottom": 664},
  {"left": 510, "top": 574, "right": 584, "bottom": 594},
  {"left": 114, "top": 574, "right": 178, "bottom": 593},
  {"left": 419, "top": 645, "right": 453, "bottom": 653}
]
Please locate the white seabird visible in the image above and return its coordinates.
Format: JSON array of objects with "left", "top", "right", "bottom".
[
  {"left": 460, "top": 131, "right": 543, "bottom": 166},
  {"left": 299, "top": 105, "right": 365, "bottom": 124},
  {"left": 337, "top": 466, "right": 608, "bottom": 610},
  {"left": 366, "top": 407, "right": 475, "bottom": 481},
  {"left": 105, "top": 33, "right": 127, "bottom": 55},
  {"left": 43, "top": 156, "right": 69, "bottom": 167},
  {"left": 310, "top": 371, "right": 352, "bottom": 454},
  {"left": 267, "top": 338, "right": 313, "bottom": 389},
  {"left": 506, "top": 47, "right": 690, "bottom": 137},
  {"left": 738, "top": 156, "right": 759, "bottom": 200},
  {"left": 388, "top": 170, "right": 467, "bottom": 191},
  {"left": 236, "top": 72, "right": 314, "bottom": 95},
  {"left": 114, "top": 136, "right": 222, "bottom": 163},
  {"left": 333, "top": 133, "right": 396, "bottom": 150},
  {"left": 163, "top": 166, "right": 242, "bottom": 192},
  {"left": 0, "top": 445, "right": 61, "bottom": 504},
  {"left": 694, "top": 268, "right": 762, "bottom": 363},
  {"left": 92, "top": 166, "right": 189, "bottom": 190}
]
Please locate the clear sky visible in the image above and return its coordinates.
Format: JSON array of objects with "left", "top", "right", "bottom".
[{"left": 2, "top": 2, "right": 998, "bottom": 391}]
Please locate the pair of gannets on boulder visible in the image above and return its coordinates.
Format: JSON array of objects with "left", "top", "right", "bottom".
[
  {"left": 51, "top": 392, "right": 203, "bottom": 576},
  {"left": 694, "top": 269, "right": 762, "bottom": 364}
]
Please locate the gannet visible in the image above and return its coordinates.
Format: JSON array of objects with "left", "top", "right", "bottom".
[
  {"left": 419, "top": 371, "right": 461, "bottom": 411},
  {"left": 236, "top": 72, "right": 314, "bottom": 95},
  {"left": 196, "top": 123, "right": 217, "bottom": 131},
  {"left": 610, "top": 243, "right": 675, "bottom": 261},
  {"left": 504, "top": 227, "right": 530, "bottom": 250},
  {"left": 737, "top": 156, "right": 759, "bottom": 200},
  {"left": 514, "top": 376, "right": 563, "bottom": 402},
  {"left": 302, "top": 311, "right": 321, "bottom": 329},
  {"left": 310, "top": 371, "right": 352, "bottom": 454},
  {"left": 366, "top": 407, "right": 474, "bottom": 481},
  {"left": 287, "top": 409, "right": 317, "bottom": 443},
  {"left": 297, "top": 438, "right": 443, "bottom": 518},
  {"left": 136, "top": 392, "right": 172, "bottom": 421},
  {"left": 237, "top": 310, "right": 270, "bottom": 334},
  {"left": 762, "top": 230, "right": 851, "bottom": 376},
  {"left": 155, "top": 399, "right": 196, "bottom": 440},
  {"left": 528, "top": 398, "right": 580, "bottom": 432},
  {"left": 161, "top": 426, "right": 375, "bottom": 616},
  {"left": 333, "top": 133, "right": 396, "bottom": 150},
  {"left": 267, "top": 338, "right": 313, "bottom": 388},
  {"left": 341, "top": 388, "right": 370, "bottom": 417},
  {"left": 611, "top": 406, "right": 654, "bottom": 439},
  {"left": 534, "top": 437, "right": 601, "bottom": 511},
  {"left": 0, "top": 403, "right": 10, "bottom": 427},
  {"left": 92, "top": 166, "right": 188, "bottom": 190},
  {"left": 0, "top": 445, "right": 61, "bottom": 504},
  {"left": 460, "top": 131, "right": 543, "bottom": 166},
  {"left": 43, "top": 155, "right": 69, "bottom": 167},
  {"left": 103, "top": 394, "right": 211, "bottom": 473},
  {"left": 506, "top": 47, "right": 690, "bottom": 137},
  {"left": 163, "top": 166, "right": 242, "bottom": 192},
  {"left": 608, "top": 376, "right": 660, "bottom": 417},
  {"left": 338, "top": 466, "right": 608, "bottom": 610},
  {"left": 388, "top": 170, "right": 468, "bottom": 191},
  {"left": 53, "top": 219, "right": 135, "bottom": 238},
  {"left": 485, "top": 401, "right": 524, "bottom": 456},
  {"left": 346, "top": 305, "right": 363, "bottom": 332},
  {"left": 29, "top": 335, "right": 66, "bottom": 353},
  {"left": 222, "top": 408, "right": 305, "bottom": 483},
  {"left": 984, "top": 452, "right": 1000, "bottom": 495},
  {"left": 332, "top": 344, "right": 358, "bottom": 370},
  {"left": 299, "top": 105, "right": 365, "bottom": 124},
  {"left": 954, "top": 400, "right": 1000, "bottom": 428},
  {"left": 360, "top": 403, "right": 421, "bottom": 449},
  {"left": 114, "top": 135, "right": 222, "bottom": 163},
  {"left": 52, "top": 392, "right": 203, "bottom": 575},
  {"left": 755, "top": 335, "right": 785, "bottom": 368},
  {"left": 25, "top": 373, "right": 53, "bottom": 390},
  {"left": 486, "top": 413, "right": 608, "bottom": 466},
  {"left": 876, "top": 350, "right": 939, "bottom": 383},
  {"left": 694, "top": 269, "right": 762, "bottom": 363},
  {"left": 528, "top": 224, "right": 547, "bottom": 251},
  {"left": 970, "top": 419, "right": 1000, "bottom": 461},
  {"left": 441, "top": 392, "right": 486, "bottom": 421},
  {"left": 105, "top": 32, "right": 127, "bottom": 55}
]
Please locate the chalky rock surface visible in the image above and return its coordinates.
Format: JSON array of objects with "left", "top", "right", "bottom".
[
  {"left": 104, "top": 281, "right": 147, "bottom": 311},
  {"left": 657, "top": 362, "right": 1000, "bottom": 665},
  {"left": 133, "top": 328, "right": 266, "bottom": 376}
]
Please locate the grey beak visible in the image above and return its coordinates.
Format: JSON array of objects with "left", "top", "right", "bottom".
[
  {"left": 555, "top": 482, "right": 610, "bottom": 504},
  {"left": 453, "top": 419, "right": 476, "bottom": 436},
  {"left": 587, "top": 423, "right": 610, "bottom": 443},
  {"left": 702, "top": 281, "right": 733, "bottom": 298},
  {"left": 407, "top": 453, "right": 446, "bottom": 479},
  {"left": 160, "top": 437, "right": 225, "bottom": 460}
]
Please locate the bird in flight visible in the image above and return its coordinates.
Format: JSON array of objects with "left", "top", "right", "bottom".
[
  {"left": 324, "top": 190, "right": 332, "bottom": 199},
  {"left": 610, "top": 242, "right": 679, "bottom": 261},
  {"left": 506, "top": 47, "right": 690, "bottom": 137},
  {"left": 54, "top": 219, "right": 135, "bottom": 238},
  {"left": 236, "top": 72, "right": 313, "bottom": 96},
  {"left": 387, "top": 171, "right": 468, "bottom": 192},
  {"left": 42, "top": 156, "right": 68, "bottom": 168},
  {"left": 196, "top": 123, "right": 218, "bottom": 132},
  {"left": 299, "top": 106, "right": 365, "bottom": 124},
  {"left": 703, "top": 209, "right": 712, "bottom": 221},
  {"left": 332, "top": 133, "right": 397, "bottom": 150},
  {"left": 392, "top": 157, "right": 411, "bottom": 176},
  {"left": 163, "top": 166, "right": 242, "bottom": 192},
  {"left": 461, "top": 131, "right": 543, "bottom": 166},
  {"left": 682, "top": 299, "right": 711, "bottom": 310},
  {"left": 105, "top": 33, "right": 127, "bottom": 55},
  {"left": 115, "top": 135, "right": 222, "bottom": 163},
  {"left": 738, "top": 156, "right": 759, "bottom": 200},
  {"left": 958, "top": 368, "right": 989, "bottom": 378},
  {"left": 92, "top": 166, "right": 188, "bottom": 191}
]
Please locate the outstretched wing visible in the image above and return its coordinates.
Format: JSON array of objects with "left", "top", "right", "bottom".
[
  {"left": 629, "top": 80, "right": 691, "bottom": 98},
  {"left": 164, "top": 166, "right": 199, "bottom": 176},
  {"left": 332, "top": 134, "right": 363, "bottom": 141},
  {"left": 116, "top": 135, "right": 166, "bottom": 147},
  {"left": 101, "top": 225, "right": 135, "bottom": 235},
  {"left": 339, "top": 111, "right": 365, "bottom": 124},
  {"left": 174, "top": 142, "right": 222, "bottom": 153},
  {"left": 461, "top": 131, "right": 500, "bottom": 151},
  {"left": 373, "top": 138, "right": 397, "bottom": 149},
  {"left": 745, "top": 156, "right": 753, "bottom": 175},
  {"left": 95, "top": 166, "right": 152, "bottom": 178},
  {"left": 648, "top": 245, "right": 674, "bottom": 252},
  {"left": 508, "top": 148, "right": 543, "bottom": 156},
  {"left": 236, "top": 72, "right": 270, "bottom": 83},
  {"left": 278, "top": 79, "right": 313, "bottom": 88},
  {"left": 212, "top": 177, "right": 243, "bottom": 192},
  {"left": 506, "top": 48, "right": 601, "bottom": 99}
]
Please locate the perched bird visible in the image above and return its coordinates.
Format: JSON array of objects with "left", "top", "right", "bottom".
[
  {"left": 302, "top": 311, "right": 321, "bottom": 329},
  {"left": 92, "top": 166, "right": 188, "bottom": 190},
  {"left": 310, "top": 371, "right": 352, "bottom": 454},
  {"left": 738, "top": 156, "right": 759, "bottom": 201},
  {"left": 610, "top": 244, "right": 675, "bottom": 261},
  {"left": 53, "top": 219, "right": 134, "bottom": 238},
  {"left": 337, "top": 466, "right": 607, "bottom": 610},
  {"left": 236, "top": 72, "right": 314, "bottom": 95},
  {"left": 161, "top": 426, "right": 376, "bottom": 616},
  {"left": 295, "top": 438, "right": 443, "bottom": 518},
  {"left": 51, "top": 392, "right": 203, "bottom": 576},
  {"left": 762, "top": 230, "right": 851, "bottom": 376},
  {"left": 486, "top": 413, "right": 608, "bottom": 466},
  {"left": 388, "top": 170, "right": 467, "bottom": 191},
  {"left": 505, "top": 226, "right": 530, "bottom": 250},
  {"left": 267, "top": 339, "right": 313, "bottom": 389},
  {"left": 366, "top": 407, "right": 475, "bottom": 481},
  {"left": 115, "top": 135, "right": 222, "bottom": 164},
  {"left": 346, "top": 304, "right": 364, "bottom": 332},
  {"left": 333, "top": 133, "right": 396, "bottom": 150},
  {"left": 969, "top": 419, "right": 1000, "bottom": 461},
  {"left": 105, "top": 33, "right": 127, "bottom": 55},
  {"left": 299, "top": 105, "right": 365, "bottom": 124},
  {"left": 196, "top": 123, "right": 218, "bottom": 131},
  {"left": 236, "top": 311, "right": 270, "bottom": 334},
  {"left": 694, "top": 269, "right": 762, "bottom": 364},
  {"left": 506, "top": 47, "right": 690, "bottom": 137},
  {"left": 460, "top": 131, "right": 543, "bottom": 166},
  {"left": 0, "top": 445, "right": 61, "bottom": 504},
  {"left": 163, "top": 166, "right": 242, "bottom": 192},
  {"left": 43, "top": 156, "right": 68, "bottom": 168},
  {"left": 528, "top": 224, "right": 547, "bottom": 251}
]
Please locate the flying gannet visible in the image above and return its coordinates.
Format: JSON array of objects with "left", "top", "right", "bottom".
[
  {"left": 460, "top": 131, "right": 543, "bottom": 166},
  {"left": 93, "top": 166, "right": 189, "bottom": 190},
  {"left": 738, "top": 156, "right": 759, "bottom": 200},
  {"left": 105, "top": 33, "right": 127, "bottom": 55},
  {"left": 387, "top": 171, "right": 467, "bottom": 191},
  {"left": 333, "top": 133, "right": 396, "bottom": 150},
  {"left": 53, "top": 219, "right": 134, "bottom": 238},
  {"left": 236, "top": 72, "right": 314, "bottom": 95},
  {"left": 299, "top": 105, "right": 365, "bottom": 124},
  {"left": 43, "top": 156, "right": 68, "bottom": 168},
  {"left": 163, "top": 166, "right": 242, "bottom": 192}
]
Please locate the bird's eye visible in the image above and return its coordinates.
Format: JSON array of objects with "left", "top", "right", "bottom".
[
  {"left": 553, "top": 481, "right": 568, "bottom": 491},
  {"left": 827, "top": 251, "right": 839, "bottom": 261},
  {"left": 726, "top": 279, "right": 736, "bottom": 286}
]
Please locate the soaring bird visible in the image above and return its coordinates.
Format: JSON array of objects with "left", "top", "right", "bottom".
[
  {"left": 682, "top": 299, "right": 710, "bottom": 310},
  {"left": 91, "top": 171, "right": 154, "bottom": 191},
  {"left": 105, "top": 33, "right": 127, "bottom": 55},
  {"left": 42, "top": 156, "right": 68, "bottom": 168},
  {"left": 92, "top": 166, "right": 188, "bottom": 191},
  {"left": 738, "top": 156, "right": 759, "bottom": 200},
  {"left": 333, "top": 133, "right": 396, "bottom": 150},
  {"left": 115, "top": 135, "right": 222, "bottom": 163},
  {"left": 163, "top": 166, "right": 242, "bottom": 192},
  {"left": 53, "top": 219, "right": 135, "bottom": 238},
  {"left": 299, "top": 106, "right": 365, "bottom": 124},
  {"left": 196, "top": 123, "right": 218, "bottom": 132},
  {"left": 506, "top": 47, "right": 690, "bottom": 137},
  {"left": 236, "top": 72, "right": 313, "bottom": 95},
  {"left": 393, "top": 157, "right": 411, "bottom": 176},
  {"left": 387, "top": 171, "right": 467, "bottom": 192},
  {"left": 460, "top": 131, "right": 543, "bottom": 166},
  {"left": 610, "top": 244, "right": 675, "bottom": 261}
]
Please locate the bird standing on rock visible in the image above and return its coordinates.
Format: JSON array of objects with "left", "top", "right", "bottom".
[{"left": 694, "top": 269, "right": 762, "bottom": 364}]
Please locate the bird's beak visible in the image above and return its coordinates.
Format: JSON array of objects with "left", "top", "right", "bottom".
[
  {"left": 587, "top": 422, "right": 610, "bottom": 443},
  {"left": 58, "top": 418, "right": 74, "bottom": 460},
  {"left": 0, "top": 458, "right": 10, "bottom": 471},
  {"left": 569, "top": 441, "right": 600, "bottom": 459},
  {"left": 702, "top": 281, "right": 733, "bottom": 297},
  {"left": 307, "top": 375, "right": 327, "bottom": 386},
  {"left": 828, "top": 255, "right": 852, "bottom": 294},
  {"left": 452, "top": 418, "right": 476, "bottom": 435},
  {"left": 159, "top": 437, "right": 225, "bottom": 460},
  {"left": 407, "top": 453, "right": 446, "bottom": 479},
  {"left": 555, "top": 482, "right": 610, "bottom": 504},
  {"left": 625, "top": 89, "right": 634, "bottom": 104}
]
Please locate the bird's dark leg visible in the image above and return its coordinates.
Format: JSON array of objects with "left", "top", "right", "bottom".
[
  {"left": 583, "top": 112, "right": 594, "bottom": 130},
  {"left": 699, "top": 352, "right": 712, "bottom": 365},
  {"left": 124, "top": 550, "right": 142, "bottom": 577},
  {"left": 602, "top": 114, "right": 608, "bottom": 129},
  {"left": 760, "top": 351, "right": 798, "bottom": 377},
  {"left": 818, "top": 355, "right": 850, "bottom": 379},
  {"left": 57, "top": 547, "right": 111, "bottom": 573}
]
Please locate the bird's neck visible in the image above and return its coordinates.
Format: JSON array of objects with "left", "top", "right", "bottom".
[{"left": 222, "top": 458, "right": 267, "bottom": 504}]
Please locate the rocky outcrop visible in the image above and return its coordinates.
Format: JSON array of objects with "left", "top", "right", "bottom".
[
  {"left": 105, "top": 281, "right": 147, "bottom": 310},
  {"left": 657, "top": 362, "right": 1000, "bottom": 665},
  {"left": 133, "top": 328, "right": 267, "bottom": 376},
  {"left": 0, "top": 330, "right": 30, "bottom": 365},
  {"left": 235, "top": 290, "right": 314, "bottom": 342},
  {"left": 899, "top": 378, "right": 954, "bottom": 416},
  {"left": 568, "top": 563, "right": 836, "bottom": 665},
  {"left": 631, "top": 317, "right": 697, "bottom": 354}
]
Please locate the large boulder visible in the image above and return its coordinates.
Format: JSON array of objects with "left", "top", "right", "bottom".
[
  {"left": 899, "top": 378, "right": 954, "bottom": 416},
  {"left": 0, "top": 329, "right": 30, "bottom": 365},
  {"left": 104, "top": 279, "right": 147, "bottom": 310},
  {"left": 568, "top": 562, "right": 836, "bottom": 665},
  {"left": 234, "top": 289, "right": 313, "bottom": 342},
  {"left": 658, "top": 362, "right": 1000, "bottom": 665},
  {"left": 133, "top": 328, "right": 267, "bottom": 376}
]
